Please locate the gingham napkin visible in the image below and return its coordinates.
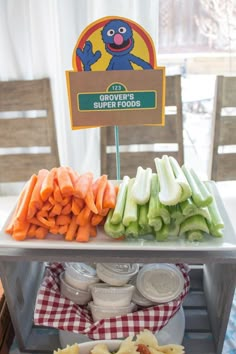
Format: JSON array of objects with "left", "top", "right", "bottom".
[{"left": 34, "top": 262, "right": 190, "bottom": 340}]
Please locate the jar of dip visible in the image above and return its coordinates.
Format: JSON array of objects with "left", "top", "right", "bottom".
[
  {"left": 64, "top": 262, "right": 100, "bottom": 291},
  {"left": 136, "top": 264, "right": 185, "bottom": 303},
  {"left": 96, "top": 263, "right": 139, "bottom": 286}
]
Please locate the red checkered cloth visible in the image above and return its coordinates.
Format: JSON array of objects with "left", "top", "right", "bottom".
[{"left": 34, "top": 263, "right": 190, "bottom": 340}]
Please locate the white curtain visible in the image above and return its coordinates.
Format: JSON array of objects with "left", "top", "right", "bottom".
[{"left": 0, "top": 0, "right": 159, "bottom": 180}]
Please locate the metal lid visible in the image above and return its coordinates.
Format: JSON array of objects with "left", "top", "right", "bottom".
[
  {"left": 64, "top": 263, "right": 98, "bottom": 280},
  {"left": 136, "top": 264, "right": 185, "bottom": 303}
]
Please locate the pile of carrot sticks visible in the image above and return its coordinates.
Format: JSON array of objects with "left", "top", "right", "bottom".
[{"left": 5, "top": 167, "right": 117, "bottom": 242}]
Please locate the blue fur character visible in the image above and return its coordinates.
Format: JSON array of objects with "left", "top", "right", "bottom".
[{"left": 77, "top": 19, "right": 153, "bottom": 71}]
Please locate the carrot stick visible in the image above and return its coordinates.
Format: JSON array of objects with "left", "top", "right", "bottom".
[
  {"left": 56, "top": 214, "right": 71, "bottom": 225},
  {"left": 71, "top": 198, "right": 83, "bottom": 215},
  {"left": 35, "top": 226, "right": 48, "bottom": 239},
  {"left": 49, "top": 226, "right": 60, "bottom": 234},
  {"left": 49, "top": 203, "right": 63, "bottom": 216},
  {"left": 58, "top": 224, "right": 68, "bottom": 235},
  {"left": 27, "top": 217, "right": 48, "bottom": 228},
  {"left": 65, "top": 214, "right": 78, "bottom": 241},
  {"left": 27, "top": 169, "right": 49, "bottom": 219},
  {"left": 5, "top": 186, "right": 27, "bottom": 234},
  {"left": 12, "top": 220, "right": 30, "bottom": 241},
  {"left": 65, "top": 166, "right": 80, "bottom": 187},
  {"left": 41, "top": 201, "right": 53, "bottom": 211},
  {"left": 98, "top": 207, "right": 109, "bottom": 216},
  {"left": 53, "top": 182, "right": 63, "bottom": 203},
  {"left": 91, "top": 214, "right": 104, "bottom": 226},
  {"left": 103, "top": 181, "right": 117, "bottom": 209},
  {"left": 28, "top": 223, "right": 37, "bottom": 238},
  {"left": 57, "top": 166, "right": 74, "bottom": 197},
  {"left": 76, "top": 206, "right": 92, "bottom": 226},
  {"left": 40, "top": 168, "right": 56, "bottom": 201},
  {"left": 61, "top": 203, "right": 72, "bottom": 215},
  {"left": 90, "top": 225, "right": 97, "bottom": 237},
  {"left": 95, "top": 174, "right": 108, "bottom": 214},
  {"left": 37, "top": 213, "right": 55, "bottom": 228},
  {"left": 76, "top": 223, "right": 90, "bottom": 242},
  {"left": 61, "top": 197, "right": 71, "bottom": 206},
  {"left": 74, "top": 172, "right": 93, "bottom": 198},
  {"left": 84, "top": 185, "right": 98, "bottom": 214},
  {"left": 16, "top": 174, "right": 38, "bottom": 222}
]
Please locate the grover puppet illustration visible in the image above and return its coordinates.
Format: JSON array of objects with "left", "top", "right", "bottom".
[{"left": 77, "top": 19, "right": 153, "bottom": 71}]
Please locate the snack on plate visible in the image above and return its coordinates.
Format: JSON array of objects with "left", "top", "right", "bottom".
[
  {"left": 54, "top": 343, "right": 79, "bottom": 354},
  {"left": 55, "top": 330, "right": 185, "bottom": 354}
]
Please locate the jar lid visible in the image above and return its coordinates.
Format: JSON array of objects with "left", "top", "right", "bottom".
[
  {"left": 64, "top": 263, "right": 99, "bottom": 280},
  {"left": 98, "top": 263, "right": 139, "bottom": 276},
  {"left": 136, "top": 264, "right": 185, "bottom": 303}
]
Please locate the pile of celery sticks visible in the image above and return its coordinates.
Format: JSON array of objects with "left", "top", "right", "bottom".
[{"left": 104, "top": 155, "right": 224, "bottom": 242}]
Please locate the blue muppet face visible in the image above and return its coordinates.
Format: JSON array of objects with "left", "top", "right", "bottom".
[{"left": 101, "top": 19, "right": 134, "bottom": 56}]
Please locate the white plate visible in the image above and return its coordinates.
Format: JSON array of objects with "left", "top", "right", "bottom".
[{"left": 0, "top": 182, "right": 236, "bottom": 251}]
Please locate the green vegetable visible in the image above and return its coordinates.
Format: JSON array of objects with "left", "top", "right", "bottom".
[
  {"left": 131, "top": 166, "right": 152, "bottom": 205},
  {"left": 180, "top": 198, "right": 197, "bottom": 216},
  {"left": 169, "top": 204, "right": 185, "bottom": 224},
  {"left": 123, "top": 178, "right": 138, "bottom": 227},
  {"left": 125, "top": 220, "right": 140, "bottom": 238},
  {"left": 104, "top": 209, "right": 125, "bottom": 238},
  {"left": 147, "top": 173, "right": 171, "bottom": 224},
  {"left": 169, "top": 156, "right": 192, "bottom": 202},
  {"left": 186, "top": 230, "right": 204, "bottom": 242},
  {"left": 205, "top": 181, "right": 224, "bottom": 238},
  {"left": 179, "top": 215, "right": 209, "bottom": 235},
  {"left": 182, "top": 165, "right": 212, "bottom": 207},
  {"left": 154, "top": 155, "right": 182, "bottom": 206},
  {"left": 148, "top": 216, "right": 163, "bottom": 231},
  {"left": 155, "top": 223, "right": 169, "bottom": 241},
  {"left": 168, "top": 221, "right": 180, "bottom": 237},
  {"left": 111, "top": 175, "right": 129, "bottom": 224},
  {"left": 138, "top": 203, "right": 149, "bottom": 229}
]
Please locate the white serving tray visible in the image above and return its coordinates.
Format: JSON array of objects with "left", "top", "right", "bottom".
[{"left": 0, "top": 182, "right": 235, "bottom": 251}]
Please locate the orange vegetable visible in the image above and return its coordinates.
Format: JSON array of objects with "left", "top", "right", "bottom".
[
  {"left": 35, "top": 226, "right": 48, "bottom": 239},
  {"left": 53, "top": 181, "right": 63, "bottom": 203},
  {"left": 58, "top": 224, "right": 68, "bottom": 235},
  {"left": 90, "top": 225, "right": 97, "bottom": 237},
  {"left": 76, "top": 223, "right": 90, "bottom": 242},
  {"left": 71, "top": 198, "right": 83, "bottom": 215},
  {"left": 5, "top": 185, "right": 27, "bottom": 234},
  {"left": 61, "top": 203, "right": 72, "bottom": 215},
  {"left": 65, "top": 214, "right": 78, "bottom": 241},
  {"left": 49, "top": 226, "right": 60, "bottom": 234},
  {"left": 95, "top": 175, "right": 108, "bottom": 214},
  {"left": 12, "top": 220, "right": 30, "bottom": 241},
  {"left": 76, "top": 206, "right": 92, "bottom": 226},
  {"left": 74, "top": 172, "right": 93, "bottom": 199},
  {"left": 27, "top": 169, "right": 49, "bottom": 219},
  {"left": 56, "top": 214, "right": 71, "bottom": 225},
  {"left": 103, "top": 181, "right": 117, "bottom": 209},
  {"left": 84, "top": 185, "right": 98, "bottom": 214},
  {"left": 28, "top": 223, "right": 37, "bottom": 238},
  {"left": 37, "top": 214, "right": 55, "bottom": 228},
  {"left": 40, "top": 168, "right": 56, "bottom": 201},
  {"left": 65, "top": 166, "right": 80, "bottom": 187},
  {"left": 61, "top": 197, "right": 71, "bottom": 207},
  {"left": 49, "top": 203, "right": 63, "bottom": 217},
  {"left": 41, "top": 201, "right": 53, "bottom": 211},
  {"left": 16, "top": 174, "right": 38, "bottom": 222},
  {"left": 57, "top": 166, "right": 74, "bottom": 197},
  {"left": 27, "top": 217, "right": 47, "bottom": 228},
  {"left": 91, "top": 214, "right": 104, "bottom": 226}
]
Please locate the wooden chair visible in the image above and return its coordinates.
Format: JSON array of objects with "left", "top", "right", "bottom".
[
  {"left": 0, "top": 78, "right": 60, "bottom": 183},
  {"left": 210, "top": 76, "right": 236, "bottom": 181},
  {"left": 100, "top": 75, "right": 184, "bottom": 179}
]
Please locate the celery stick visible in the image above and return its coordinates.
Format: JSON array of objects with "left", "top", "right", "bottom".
[
  {"left": 180, "top": 207, "right": 212, "bottom": 224},
  {"left": 186, "top": 230, "right": 204, "bottom": 242},
  {"left": 123, "top": 178, "right": 138, "bottom": 227},
  {"left": 147, "top": 173, "right": 171, "bottom": 224},
  {"left": 179, "top": 215, "right": 209, "bottom": 235},
  {"left": 149, "top": 216, "right": 163, "bottom": 231},
  {"left": 168, "top": 221, "right": 180, "bottom": 237},
  {"left": 125, "top": 220, "right": 140, "bottom": 238},
  {"left": 155, "top": 223, "right": 169, "bottom": 241},
  {"left": 154, "top": 155, "right": 182, "bottom": 206},
  {"left": 138, "top": 203, "right": 149, "bottom": 229},
  {"left": 169, "top": 156, "right": 192, "bottom": 202},
  {"left": 180, "top": 198, "right": 197, "bottom": 216},
  {"left": 131, "top": 166, "right": 152, "bottom": 205},
  {"left": 169, "top": 204, "right": 185, "bottom": 224},
  {"left": 205, "top": 182, "right": 224, "bottom": 229},
  {"left": 139, "top": 224, "right": 154, "bottom": 236},
  {"left": 111, "top": 175, "right": 129, "bottom": 224},
  {"left": 190, "top": 168, "right": 213, "bottom": 207},
  {"left": 104, "top": 209, "right": 125, "bottom": 238}
]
